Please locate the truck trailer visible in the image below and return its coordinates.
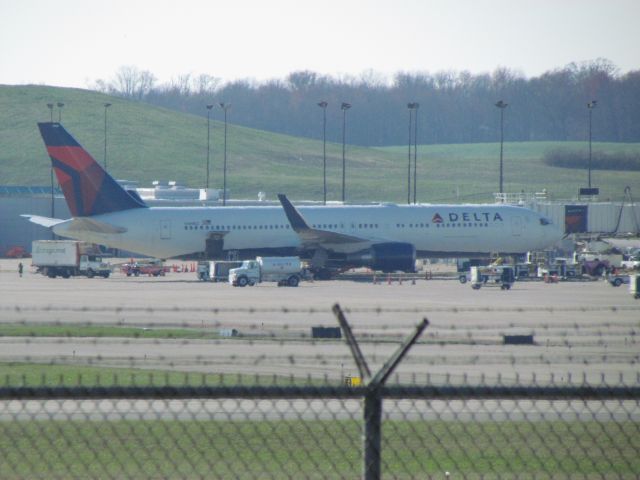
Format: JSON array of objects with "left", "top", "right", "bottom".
[{"left": 32, "top": 240, "right": 111, "bottom": 278}]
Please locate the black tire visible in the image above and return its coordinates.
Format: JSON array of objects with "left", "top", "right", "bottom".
[
  {"left": 459, "top": 275, "right": 467, "bottom": 284},
  {"left": 102, "top": 272, "right": 110, "bottom": 278},
  {"left": 612, "top": 278, "right": 623, "bottom": 287},
  {"left": 62, "top": 270, "right": 71, "bottom": 279},
  {"left": 86, "top": 269, "right": 95, "bottom": 279},
  {"left": 471, "top": 284, "right": 481, "bottom": 290},
  {"left": 237, "top": 276, "right": 248, "bottom": 287},
  {"left": 287, "top": 275, "right": 299, "bottom": 287},
  {"left": 134, "top": 270, "right": 140, "bottom": 277}
]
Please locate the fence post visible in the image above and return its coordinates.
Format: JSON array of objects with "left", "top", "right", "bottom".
[
  {"left": 333, "top": 303, "right": 429, "bottom": 480},
  {"left": 363, "top": 387, "right": 382, "bottom": 480}
]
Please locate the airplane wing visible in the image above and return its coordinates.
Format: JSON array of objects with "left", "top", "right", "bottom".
[{"left": 277, "top": 194, "right": 369, "bottom": 247}]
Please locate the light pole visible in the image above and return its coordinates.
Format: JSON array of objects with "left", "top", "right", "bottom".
[
  {"left": 407, "top": 103, "right": 414, "bottom": 205},
  {"left": 587, "top": 100, "right": 597, "bottom": 188},
  {"left": 103, "top": 103, "right": 111, "bottom": 171},
  {"left": 57, "top": 102, "right": 64, "bottom": 122},
  {"left": 341, "top": 102, "right": 351, "bottom": 203},
  {"left": 413, "top": 103, "right": 419, "bottom": 204},
  {"left": 206, "top": 104, "right": 214, "bottom": 190},
  {"left": 219, "top": 102, "right": 231, "bottom": 206},
  {"left": 318, "top": 101, "right": 328, "bottom": 204},
  {"left": 495, "top": 100, "right": 508, "bottom": 194},
  {"left": 47, "top": 103, "right": 54, "bottom": 122}
]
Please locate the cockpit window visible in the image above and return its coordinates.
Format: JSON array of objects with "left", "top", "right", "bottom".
[{"left": 539, "top": 217, "right": 551, "bottom": 226}]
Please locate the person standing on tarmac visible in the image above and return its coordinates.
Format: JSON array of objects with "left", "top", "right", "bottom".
[{"left": 18, "top": 262, "right": 23, "bottom": 277}]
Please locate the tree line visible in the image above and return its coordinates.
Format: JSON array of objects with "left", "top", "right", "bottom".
[{"left": 92, "top": 59, "right": 640, "bottom": 146}]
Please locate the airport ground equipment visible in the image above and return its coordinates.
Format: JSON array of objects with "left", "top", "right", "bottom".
[
  {"left": 620, "top": 253, "right": 640, "bottom": 270},
  {"left": 470, "top": 265, "right": 515, "bottom": 290},
  {"left": 121, "top": 259, "right": 167, "bottom": 277},
  {"left": 608, "top": 273, "right": 630, "bottom": 287},
  {"left": 31, "top": 240, "right": 110, "bottom": 278},
  {"left": 229, "top": 256, "right": 303, "bottom": 287},
  {"left": 537, "top": 257, "right": 580, "bottom": 280},
  {"left": 197, "top": 260, "right": 242, "bottom": 281}
]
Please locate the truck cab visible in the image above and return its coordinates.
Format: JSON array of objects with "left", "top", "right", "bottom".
[
  {"left": 79, "top": 255, "right": 110, "bottom": 278},
  {"left": 229, "top": 260, "right": 261, "bottom": 287}
]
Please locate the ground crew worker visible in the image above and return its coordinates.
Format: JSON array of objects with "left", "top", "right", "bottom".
[{"left": 18, "top": 262, "right": 23, "bottom": 277}]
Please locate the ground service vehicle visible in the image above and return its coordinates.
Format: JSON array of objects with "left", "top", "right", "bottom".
[
  {"left": 470, "top": 265, "right": 515, "bottom": 290},
  {"left": 229, "top": 256, "right": 303, "bottom": 287},
  {"left": 608, "top": 274, "right": 630, "bottom": 287},
  {"left": 621, "top": 254, "right": 640, "bottom": 270},
  {"left": 197, "top": 260, "right": 243, "bottom": 281},
  {"left": 32, "top": 240, "right": 110, "bottom": 278},
  {"left": 121, "top": 260, "right": 167, "bottom": 276}
]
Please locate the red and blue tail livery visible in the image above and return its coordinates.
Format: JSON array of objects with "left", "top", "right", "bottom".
[{"left": 37, "top": 122, "right": 146, "bottom": 217}]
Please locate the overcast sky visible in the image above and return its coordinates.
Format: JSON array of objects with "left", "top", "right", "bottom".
[{"left": 1, "top": 0, "right": 638, "bottom": 89}]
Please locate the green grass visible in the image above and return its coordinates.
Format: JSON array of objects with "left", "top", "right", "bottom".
[
  {"left": 0, "top": 419, "right": 636, "bottom": 478},
  {"left": 0, "top": 323, "right": 219, "bottom": 340},
  {"left": 0, "top": 362, "right": 264, "bottom": 388},
  {"left": 2, "top": 85, "right": 640, "bottom": 202}
]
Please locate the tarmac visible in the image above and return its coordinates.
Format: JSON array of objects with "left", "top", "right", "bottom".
[{"left": 1, "top": 258, "right": 639, "bottom": 386}]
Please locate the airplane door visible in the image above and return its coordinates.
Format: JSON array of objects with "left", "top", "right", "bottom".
[
  {"left": 510, "top": 216, "right": 523, "bottom": 236},
  {"left": 160, "top": 220, "right": 171, "bottom": 240}
]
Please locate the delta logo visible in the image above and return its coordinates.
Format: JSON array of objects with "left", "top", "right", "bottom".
[{"left": 432, "top": 212, "right": 504, "bottom": 223}]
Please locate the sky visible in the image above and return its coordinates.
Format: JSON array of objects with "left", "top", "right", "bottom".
[{"left": 1, "top": 0, "right": 639, "bottom": 89}]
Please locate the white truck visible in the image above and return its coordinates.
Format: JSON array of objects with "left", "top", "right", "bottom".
[
  {"left": 229, "top": 256, "right": 303, "bottom": 287},
  {"left": 197, "top": 260, "right": 243, "bottom": 281},
  {"left": 32, "top": 240, "right": 111, "bottom": 279}
]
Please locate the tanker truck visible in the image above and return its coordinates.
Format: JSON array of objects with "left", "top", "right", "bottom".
[{"left": 229, "top": 256, "right": 303, "bottom": 287}]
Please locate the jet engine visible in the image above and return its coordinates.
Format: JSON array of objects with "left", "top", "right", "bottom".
[{"left": 347, "top": 242, "right": 416, "bottom": 272}]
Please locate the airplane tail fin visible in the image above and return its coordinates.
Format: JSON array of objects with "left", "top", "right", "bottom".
[{"left": 37, "top": 122, "right": 147, "bottom": 217}]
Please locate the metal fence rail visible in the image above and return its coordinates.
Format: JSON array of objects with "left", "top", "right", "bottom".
[{"left": 1, "top": 383, "right": 639, "bottom": 479}]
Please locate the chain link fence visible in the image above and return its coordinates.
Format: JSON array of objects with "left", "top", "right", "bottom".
[{"left": 1, "top": 304, "right": 639, "bottom": 478}]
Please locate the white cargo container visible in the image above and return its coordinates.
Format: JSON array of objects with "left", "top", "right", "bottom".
[
  {"left": 229, "top": 256, "right": 303, "bottom": 287},
  {"left": 31, "top": 240, "right": 111, "bottom": 278}
]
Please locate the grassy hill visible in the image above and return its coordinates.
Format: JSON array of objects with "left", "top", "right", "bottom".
[{"left": 1, "top": 85, "right": 639, "bottom": 203}]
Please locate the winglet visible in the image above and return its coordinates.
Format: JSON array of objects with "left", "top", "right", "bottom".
[{"left": 277, "top": 194, "right": 310, "bottom": 232}]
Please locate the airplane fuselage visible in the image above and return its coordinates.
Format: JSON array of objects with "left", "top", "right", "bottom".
[{"left": 53, "top": 202, "right": 560, "bottom": 259}]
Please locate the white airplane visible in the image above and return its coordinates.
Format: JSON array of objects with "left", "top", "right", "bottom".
[{"left": 24, "top": 122, "right": 564, "bottom": 275}]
